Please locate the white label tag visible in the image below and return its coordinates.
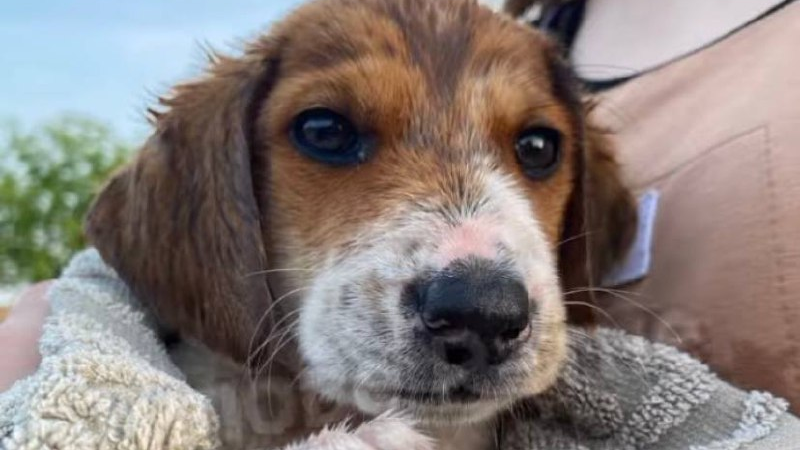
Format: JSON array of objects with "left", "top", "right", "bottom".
[{"left": 602, "top": 189, "right": 660, "bottom": 287}]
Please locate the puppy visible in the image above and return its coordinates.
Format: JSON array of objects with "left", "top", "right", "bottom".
[{"left": 85, "top": 0, "right": 635, "bottom": 448}]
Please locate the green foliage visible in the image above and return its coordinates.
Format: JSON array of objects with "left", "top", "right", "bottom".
[{"left": 0, "top": 117, "right": 131, "bottom": 283}]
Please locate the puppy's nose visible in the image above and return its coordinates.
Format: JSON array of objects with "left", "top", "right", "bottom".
[{"left": 416, "top": 259, "right": 531, "bottom": 368}]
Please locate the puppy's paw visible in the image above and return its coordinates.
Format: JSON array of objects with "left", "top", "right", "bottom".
[
  {"left": 353, "top": 414, "right": 434, "bottom": 450},
  {"left": 286, "top": 414, "right": 434, "bottom": 450}
]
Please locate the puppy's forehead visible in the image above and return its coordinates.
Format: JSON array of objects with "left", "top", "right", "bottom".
[{"left": 274, "top": 0, "right": 557, "bottom": 97}]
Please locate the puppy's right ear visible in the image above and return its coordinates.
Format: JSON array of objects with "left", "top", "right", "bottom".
[
  {"left": 85, "top": 39, "right": 280, "bottom": 363},
  {"left": 559, "top": 122, "right": 637, "bottom": 326}
]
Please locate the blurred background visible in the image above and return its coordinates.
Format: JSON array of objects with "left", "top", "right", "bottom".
[{"left": 0, "top": 0, "right": 301, "bottom": 303}]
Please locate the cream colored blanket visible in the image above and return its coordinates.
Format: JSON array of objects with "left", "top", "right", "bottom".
[{"left": 1, "top": 250, "right": 798, "bottom": 449}]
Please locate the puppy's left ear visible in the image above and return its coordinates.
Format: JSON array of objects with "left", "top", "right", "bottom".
[
  {"left": 85, "top": 39, "right": 281, "bottom": 363},
  {"left": 559, "top": 119, "right": 637, "bottom": 325}
]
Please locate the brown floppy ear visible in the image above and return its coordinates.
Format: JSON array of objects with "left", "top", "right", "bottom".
[
  {"left": 85, "top": 41, "right": 280, "bottom": 363},
  {"left": 559, "top": 121, "right": 637, "bottom": 325}
]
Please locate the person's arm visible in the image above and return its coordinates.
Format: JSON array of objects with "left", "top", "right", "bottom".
[{"left": 0, "top": 282, "right": 51, "bottom": 392}]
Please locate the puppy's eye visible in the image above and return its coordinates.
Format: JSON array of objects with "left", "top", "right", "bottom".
[
  {"left": 514, "top": 127, "right": 562, "bottom": 179},
  {"left": 291, "top": 108, "right": 367, "bottom": 165}
]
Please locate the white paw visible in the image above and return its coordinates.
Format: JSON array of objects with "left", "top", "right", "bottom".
[
  {"left": 287, "top": 414, "right": 435, "bottom": 450},
  {"left": 353, "top": 415, "right": 434, "bottom": 450}
]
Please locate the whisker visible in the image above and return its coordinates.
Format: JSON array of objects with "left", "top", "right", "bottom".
[
  {"left": 245, "top": 286, "right": 310, "bottom": 370},
  {"left": 563, "top": 300, "right": 623, "bottom": 330},
  {"left": 290, "top": 366, "right": 311, "bottom": 390},
  {"left": 566, "top": 287, "right": 683, "bottom": 345},
  {"left": 258, "top": 317, "right": 301, "bottom": 414},
  {"left": 245, "top": 308, "right": 302, "bottom": 383},
  {"left": 353, "top": 365, "right": 382, "bottom": 401},
  {"left": 564, "top": 302, "right": 651, "bottom": 380},
  {"left": 564, "top": 286, "right": 644, "bottom": 297},
  {"left": 555, "top": 229, "right": 597, "bottom": 248}
]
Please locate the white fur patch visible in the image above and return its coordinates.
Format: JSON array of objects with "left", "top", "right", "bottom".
[{"left": 297, "top": 162, "right": 567, "bottom": 426}]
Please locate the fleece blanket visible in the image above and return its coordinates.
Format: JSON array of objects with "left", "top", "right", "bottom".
[{"left": 1, "top": 250, "right": 798, "bottom": 450}]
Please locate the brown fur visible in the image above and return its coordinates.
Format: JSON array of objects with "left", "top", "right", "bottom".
[
  {"left": 86, "top": 0, "right": 634, "bottom": 370},
  {"left": 559, "top": 122, "right": 637, "bottom": 324}
]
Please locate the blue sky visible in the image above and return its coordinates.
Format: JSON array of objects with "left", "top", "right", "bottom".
[{"left": 0, "top": 1, "right": 302, "bottom": 141}]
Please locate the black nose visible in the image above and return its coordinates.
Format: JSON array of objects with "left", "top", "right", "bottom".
[{"left": 415, "top": 258, "right": 531, "bottom": 368}]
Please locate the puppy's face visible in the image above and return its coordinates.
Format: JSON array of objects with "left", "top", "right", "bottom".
[
  {"left": 267, "top": 0, "right": 576, "bottom": 424},
  {"left": 87, "top": 0, "right": 635, "bottom": 427}
]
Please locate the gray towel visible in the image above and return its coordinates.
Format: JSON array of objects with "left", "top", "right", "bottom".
[{"left": 1, "top": 250, "right": 798, "bottom": 449}]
